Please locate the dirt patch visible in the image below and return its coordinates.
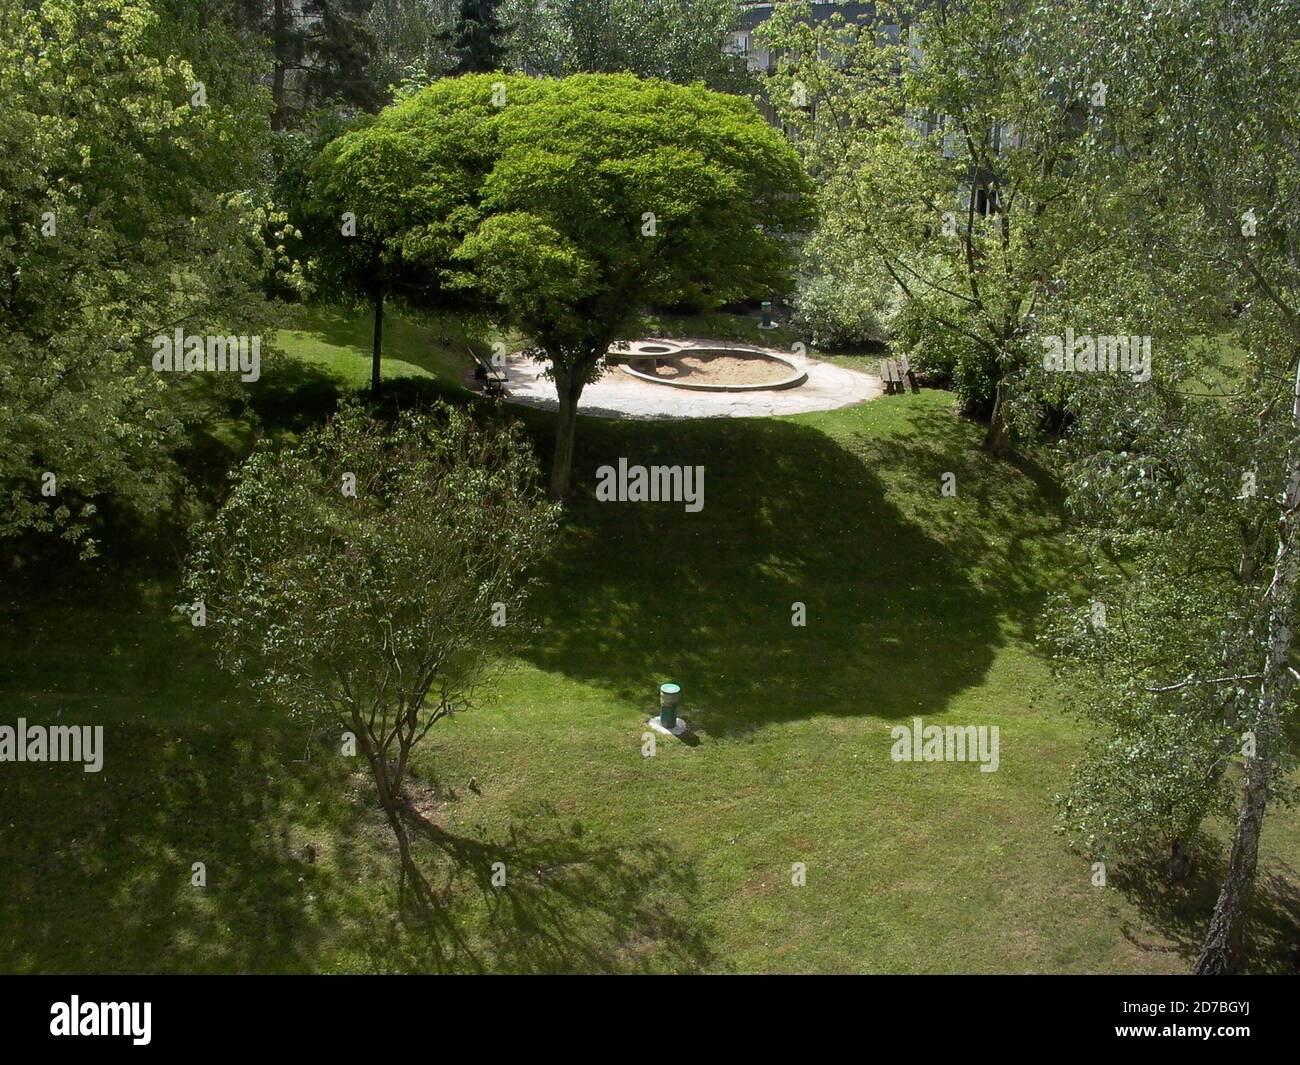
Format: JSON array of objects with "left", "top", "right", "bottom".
[{"left": 636, "top": 351, "right": 791, "bottom": 386}]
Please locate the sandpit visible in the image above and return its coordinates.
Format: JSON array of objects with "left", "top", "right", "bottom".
[
  {"left": 492, "top": 337, "right": 883, "bottom": 420},
  {"left": 645, "top": 350, "right": 780, "bottom": 385},
  {"left": 617, "top": 344, "right": 806, "bottom": 392}
]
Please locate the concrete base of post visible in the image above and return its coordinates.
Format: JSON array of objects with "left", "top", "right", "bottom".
[{"left": 647, "top": 715, "right": 689, "bottom": 737}]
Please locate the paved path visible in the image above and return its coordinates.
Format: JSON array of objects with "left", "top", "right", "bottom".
[{"left": 496, "top": 339, "right": 883, "bottom": 420}]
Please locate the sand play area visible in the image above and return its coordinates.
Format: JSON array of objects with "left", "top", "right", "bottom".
[{"left": 492, "top": 338, "right": 883, "bottom": 420}]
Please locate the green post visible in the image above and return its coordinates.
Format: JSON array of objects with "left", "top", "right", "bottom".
[
  {"left": 659, "top": 682, "right": 681, "bottom": 729},
  {"left": 760, "top": 300, "right": 773, "bottom": 329}
]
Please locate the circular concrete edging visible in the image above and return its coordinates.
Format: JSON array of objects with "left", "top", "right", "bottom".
[
  {"left": 607, "top": 340, "right": 686, "bottom": 362},
  {"left": 617, "top": 344, "right": 808, "bottom": 392},
  {"left": 494, "top": 336, "right": 883, "bottom": 420}
]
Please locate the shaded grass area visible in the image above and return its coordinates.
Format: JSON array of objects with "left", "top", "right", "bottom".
[
  {"left": 0, "top": 578, "right": 708, "bottom": 974},
  {"left": 1, "top": 310, "right": 1296, "bottom": 973},
  {"left": 274, "top": 303, "right": 487, "bottom": 391}
]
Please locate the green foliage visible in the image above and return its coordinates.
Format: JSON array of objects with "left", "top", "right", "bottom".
[
  {"left": 0, "top": 0, "right": 283, "bottom": 558},
  {"left": 365, "top": 0, "right": 461, "bottom": 90},
  {"left": 502, "top": 0, "right": 751, "bottom": 89},
  {"left": 790, "top": 271, "right": 886, "bottom": 351},
  {"left": 308, "top": 72, "right": 811, "bottom": 359},
  {"left": 760, "top": 0, "right": 1122, "bottom": 450},
  {"left": 182, "top": 400, "right": 558, "bottom": 731},
  {"left": 308, "top": 72, "right": 811, "bottom": 492},
  {"left": 1039, "top": 0, "right": 1300, "bottom": 891},
  {"left": 257, "top": 0, "right": 384, "bottom": 129},
  {"left": 790, "top": 225, "right": 892, "bottom": 351},
  {"left": 888, "top": 283, "right": 996, "bottom": 411},
  {"left": 454, "top": 74, "right": 811, "bottom": 360},
  {"left": 1043, "top": 568, "right": 1245, "bottom": 862},
  {"left": 305, "top": 78, "right": 501, "bottom": 275}
]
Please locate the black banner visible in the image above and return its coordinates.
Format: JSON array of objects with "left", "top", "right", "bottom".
[{"left": 0, "top": 975, "right": 1290, "bottom": 1051}]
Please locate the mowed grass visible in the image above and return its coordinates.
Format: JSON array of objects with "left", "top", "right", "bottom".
[
  {"left": 2, "top": 317, "right": 1296, "bottom": 974},
  {"left": 274, "top": 303, "right": 489, "bottom": 391}
]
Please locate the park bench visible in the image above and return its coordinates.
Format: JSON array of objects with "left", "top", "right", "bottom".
[
  {"left": 880, "top": 356, "right": 919, "bottom": 395},
  {"left": 470, "top": 349, "right": 507, "bottom": 398}
]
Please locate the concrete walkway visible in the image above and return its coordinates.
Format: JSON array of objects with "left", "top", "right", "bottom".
[{"left": 496, "top": 339, "right": 883, "bottom": 420}]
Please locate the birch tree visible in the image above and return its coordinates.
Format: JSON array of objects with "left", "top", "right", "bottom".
[{"left": 1044, "top": 0, "right": 1300, "bottom": 973}]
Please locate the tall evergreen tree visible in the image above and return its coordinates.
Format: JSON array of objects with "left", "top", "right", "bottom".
[
  {"left": 442, "top": 0, "right": 510, "bottom": 74},
  {"left": 220, "top": 1, "right": 383, "bottom": 130}
]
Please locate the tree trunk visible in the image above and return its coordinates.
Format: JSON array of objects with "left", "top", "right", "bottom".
[
  {"left": 1193, "top": 755, "right": 1270, "bottom": 972},
  {"left": 371, "top": 285, "right": 384, "bottom": 393},
  {"left": 1193, "top": 357, "right": 1300, "bottom": 974},
  {"left": 271, "top": 0, "right": 288, "bottom": 132},
  {"left": 1169, "top": 837, "right": 1192, "bottom": 882},
  {"left": 351, "top": 709, "right": 422, "bottom": 903},
  {"left": 549, "top": 368, "right": 584, "bottom": 501},
  {"left": 982, "top": 377, "right": 1012, "bottom": 458}
]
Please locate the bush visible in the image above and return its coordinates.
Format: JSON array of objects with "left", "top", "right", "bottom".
[
  {"left": 182, "top": 401, "right": 558, "bottom": 858},
  {"left": 887, "top": 292, "right": 998, "bottom": 415},
  {"left": 791, "top": 267, "right": 889, "bottom": 351}
]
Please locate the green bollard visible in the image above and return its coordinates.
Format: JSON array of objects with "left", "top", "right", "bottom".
[
  {"left": 760, "top": 300, "right": 773, "bottom": 329},
  {"left": 659, "top": 682, "right": 681, "bottom": 729}
]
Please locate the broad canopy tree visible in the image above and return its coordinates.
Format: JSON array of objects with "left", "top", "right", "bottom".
[
  {"left": 309, "top": 73, "right": 812, "bottom": 496},
  {"left": 301, "top": 79, "right": 501, "bottom": 389},
  {"left": 453, "top": 74, "right": 813, "bottom": 498}
]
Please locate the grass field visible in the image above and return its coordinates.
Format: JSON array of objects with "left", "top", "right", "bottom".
[{"left": 2, "top": 309, "right": 1296, "bottom": 974}]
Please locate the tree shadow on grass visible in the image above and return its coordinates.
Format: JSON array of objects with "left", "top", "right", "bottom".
[
  {"left": 519, "top": 400, "right": 1068, "bottom": 737},
  {"left": 0, "top": 722, "right": 359, "bottom": 974},
  {"left": 0, "top": 573, "right": 710, "bottom": 975},
  {"left": 1109, "top": 844, "right": 1300, "bottom": 974},
  {"left": 354, "top": 802, "right": 712, "bottom": 975},
  {"left": 0, "top": 573, "right": 375, "bottom": 973}
]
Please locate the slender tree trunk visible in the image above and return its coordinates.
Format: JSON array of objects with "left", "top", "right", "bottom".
[
  {"left": 271, "top": 0, "right": 288, "bottom": 132},
  {"left": 1193, "top": 358, "right": 1300, "bottom": 973},
  {"left": 1194, "top": 753, "right": 1271, "bottom": 972},
  {"left": 351, "top": 709, "right": 422, "bottom": 903},
  {"left": 549, "top": 366, "right": 584, "bottom": 501},
  {"left": 1169, "top": 837, "right": 1192, "bottom": 882},
  {"left": 982, "top": 377, "right": 1012, "bottom": 457},
  {"left": 1179, "top": 524, "right": 1269, "bottom": 870},
  {"left": 371, "top": 285, "right": 384, "bottom": 393}
]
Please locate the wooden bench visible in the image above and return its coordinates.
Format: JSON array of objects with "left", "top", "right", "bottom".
[
  {"left": 470, "top": 350, "right": 507, "bottom": 398},
  {"left": 880, "top": 357, "right": 919, "bottom": 395}
]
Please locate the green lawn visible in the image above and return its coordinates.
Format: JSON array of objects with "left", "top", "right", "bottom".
[
  {"left": 273, "top": 303, "right": 492, "bottom": 391},
  {"left": 2, "top": 313, "right": 1296, "bottom": 974}
]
